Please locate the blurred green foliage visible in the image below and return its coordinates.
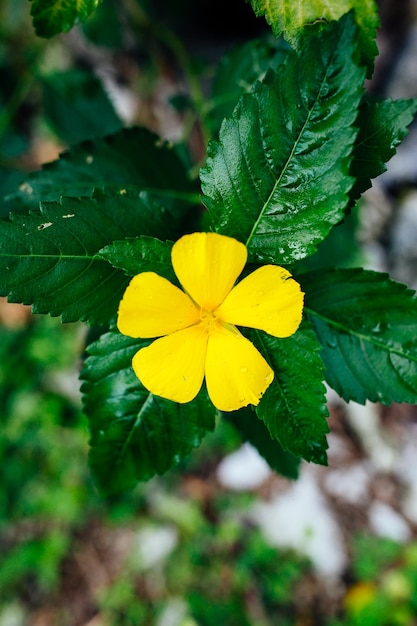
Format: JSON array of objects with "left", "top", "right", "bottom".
[{"left": 0, "top": 311, "right": 316, "bottom": 624}]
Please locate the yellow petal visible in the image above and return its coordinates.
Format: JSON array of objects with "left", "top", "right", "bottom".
[
  {"left": 171, "top": 232, "right": 247, "bottom": 310},
  {"left": 205, "top": 321, "right": 274, "bottom": 412},
  {"left": 132, "top": 324, "right": 208, "bottom": 403},
  {"left": 117, "top": 272, "right": 200, "bottom": 338},
  {"left": 217, "top": 265, "right": 304, "bottom": 338}
]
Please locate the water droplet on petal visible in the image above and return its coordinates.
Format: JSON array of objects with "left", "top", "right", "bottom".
[{"left": 240, "top": 366, "right": 248, "bottom": 373}]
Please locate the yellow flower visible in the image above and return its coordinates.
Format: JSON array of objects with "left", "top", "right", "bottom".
[{"left": 117, "top": 232, "right": 304, "bottom": 412}]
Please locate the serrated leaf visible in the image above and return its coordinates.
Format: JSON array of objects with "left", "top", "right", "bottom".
[
  {"left": 349, "top": 97, "right": 417, "bottom": 203},
  {"left": 99, "top": 236, "right": 176, "bottom": 282},
  {"left": 30, "top": 0, "right": 102, "bottom": 37},
  {"left": 0, "top": 189, "right": 177, "bottom": 324},
  {"left": 41, "top": 69, "right": 122, "bottom": 145},
  {"left": 253, "top": 324, "right": 329, "bottom": 464},
  {"left": 303, "top": 268, "right": 417, "bottom": 404},
  {"left": 200, "top": 16, "right": 364, "bottom": 265},
  {"left": 246, "top": 0, "right": 378, "bottom": 74},
  {"left": 81, "top": 330, "right": 216, "bottom": 494},
  {"left": 207, "top": 37, "right": 290, "bottom": 137},
  {"left": 225, "top": 407, "right": 300, "bottom": 479},
  {"left": 5, "top": 126, "right": 197, "bottom": 213}
]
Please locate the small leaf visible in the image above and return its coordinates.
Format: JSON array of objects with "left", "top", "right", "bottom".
[
  {"left": 5, "top": 126, "right": 197, "bottom": 213},
  {"left": 225, "top": 407, "right": 300, "bottom": 479},
  {"left": 303, "top": 268, "right": 417, "bottom": 404},
  {"left": 30, "top": 0, "right": 102, "bottom": 37},
  {"left": 253, "top": 324, "right": 329, "bottom": 464},
  {"left": 246, "top": 0, "right": 378, "bottom": 74},
  {"left": 0, "top": 190, "right": 177, "bottom": 325},
  {"left": 99, "top": 236, "right": 176, "bottom": 282},
  {"left": 349, "top": 96, "right": 417, "bottom": 203},
  {"left": 81, "top": 330, "right": 216, "bottom": 494},
  {"left": 41, "top": 69, "right": 122, "bottom": 145},
  {"left": 201, "top": 16, "right": 364, "bottom": 265}
]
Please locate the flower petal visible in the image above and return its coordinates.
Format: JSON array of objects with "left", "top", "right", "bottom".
[
  {"left": 132, "top": 324, "right": 208, "bottom": 403},
  {"left": 171, "top": 232, "right": 247, "bottom": 310},
  {"left": 205, "top": 322, "right": 274, "bottom": 412},
  {"left": 117, "top": 272, "right": 200, "bottom": 338},
  {"left": 217, "top": 265, "right": 304, "bottom": 338}
]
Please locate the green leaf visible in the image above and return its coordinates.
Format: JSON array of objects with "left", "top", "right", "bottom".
[
  {"left": 41, "top": 69, "right": 122, "bottom": 145},
  {"left": 0, "top": 189, "right": 177, "bottom": 325},
  {"left": 246, "top": 0, "right": 378, "bottom": 74},
  {"left": 99, "top": 236, "right": 176, "bottom": 282},
  {"left": 30, "top": 0, "right": 102, "bottom": 37},
  {"left": 200, "top": 16, "right": 365, "bottom": 265},
  {"left": 207, "top": 37, "right": 290, "bottom": 137},
  {"left": 253, "top": 324, "right": 329, "bottom": 465},
  {"left": 349, "top": 97, "right": 417, "bottom": 203},
  {"left": 81, "top": 330, "right": 216, "bottom": 495},
  {"left": 4, "top": 127, "right": 197, "bottom": 213},
  {"left": 303, "top": 268, "right": 417, "bottom": 404},
  {"left": 225, "top": 407, "right": 300, "bottom": 479}
]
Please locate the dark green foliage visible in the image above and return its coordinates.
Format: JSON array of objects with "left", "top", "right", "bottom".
[
  {"left": 206, "top": 37, "right": 290, "bottom": 137},
  {"left": 253, "top": 324, "right": 329, "bottom": 464},
  {"left": 30, "top": 0, "right": 102, "bottom": 37},
  {"left": 201, "top": 16, "right": 365, "bottom": 264},
  {"left": 81, "top": 330, "right": 216, "bottom": 494},
  {"left": 1, "top": 1, "right": 416, "bottom": 492},
  {"left": 303, "top": 269, "right": 417, "bottom": 404},
  {"left": 41, "top": 69, "right": 123, "bottom": 144},
  {"left": 349, "top": 97, "right": 417, "bottom": 203},
  {"left": 0, "top": 190, "right": 177, "bottom": 324},
  {"left": 4, "top": 126, "right": 197, "bottom": 213}
]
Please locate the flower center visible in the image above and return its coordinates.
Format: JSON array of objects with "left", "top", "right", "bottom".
[{"left": 200, "top": 308, "right": 216, "bottom": 321}]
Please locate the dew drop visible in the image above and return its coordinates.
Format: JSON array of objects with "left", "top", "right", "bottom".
[{"left": 240, "top": 366, "right": 248, "bottom": 373}]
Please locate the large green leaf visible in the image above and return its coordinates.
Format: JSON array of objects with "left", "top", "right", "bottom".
[
  {"left": 246, "top": 0, "right": 378, "bottom": 73},
  {"left": 30, "top": 0, "right": 102, "bottom": 37},
  {"left": 200, "top": 16, "right": 365, "bottom": 265},
  {"left": 0, "top": 190, "right": 177, "bottom": 325},
  {"left": 206, "top": 37, "right": 290, "bottom": 138},
  {"left": 303, "top": 268, "right": 417, "bottom": 404},
  {"left": 225, "top": 407, "right": 301, "bottom": 479},
  {"left": 41, "top": 69, "right": 122, "bottom": 145},
  {"left": 4, "top": 126, "right": 197, "bottom": 213},
  {"left": 253, "top": 324, "right": 329, "bottom": 464},
  {"left": 81, "top": 330, "right": 216, "bottom": 495},
  {"left": 349, "top": 97, "right": 417, "bottom": 203}
]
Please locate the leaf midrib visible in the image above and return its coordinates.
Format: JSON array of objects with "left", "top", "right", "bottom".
[
  {"left": 114, "top": 393, "right": 155, "bottom": 470},
  {"left": 306, "top": 306, "right": 417, "bottom": 364},
  {"left": 244, "top": 51, "right": 333, "bottom": 249}
]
